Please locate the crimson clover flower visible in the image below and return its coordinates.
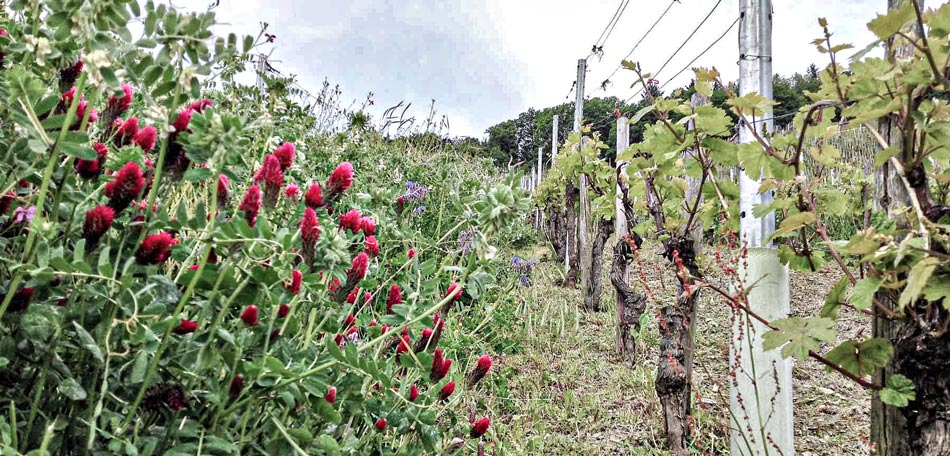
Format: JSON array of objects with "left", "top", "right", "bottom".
[
  {"left": 135, "top": 232, "right": 176, "bottom": 264},
  {"left": 305, "top": 183, "right": 323, "bottom": 208},
  {"left": 470, "top": 417, "right": 491, "bottom": 438},
  {"left": 284, "top": 183, "right": 300, "bottom": 201},
  {"left": 217, "top": 174, "right": 230, "bottom": 209},
  {"left": 229, "top": 374, "right": 244, "bottom": 397},
  {"left": 132, "top": 125, "right": 157, "bottom": 152},
  {"left": 255, "top": 155, "right": 284, "bottom": 207},
  {"left": 466, "top": 355, "right": 493, "bottom": 387},
  {"left": 173, "top": 108, "right": 192, "bottom": 133},
  {"left": 338, "top": 209, "right": 361, "bottom": 233},
  {"left": 238, "top": 184, "right": 262, "bottom": 227},
  {"left": 273, "top": 142, "right": 295, "bottom": 170},
  {"left": 360, "top": 216, "right": 376, "bottom": 236},
  {"left": 115, "top": 117, "right": 139, "bottom": 146},
  {"left": 430, "top": 348, "right": 452, "bottom": 382},
  {"left": 240, "top": 305, "right": 260, "bottom": 326},
  {"left": 414, "top": 327, "right": 434, "bottom": 352},
  {"left": 446, "top": 283, "right": 463, "bottom": 301},
  {"left": 327, "top": 162, "right": 353, "bottom": 195},
  {"left": 365, "top": 235, "right": 379, "bottom": 257},
  {"left": 300, "top": 208, "right": 320, "bottom": 266},
  {"left": 174, "top": 319, "right": 198, "bottom": 334},
  {"left": 104, "top": 162, "right": 145, "bottom": 213},
  {"left": 386, "top": 284, "right": 402, "bottom": 314},
  {"left": 82, "top": 205, "right": 115, "bottom": 245},
  {"left": 347, "top": 252, "right": 369, "bottom": 282},
  {"left": 7, "top": 287, "right": 35, "bottom": 313},
  {"left": 59, "top": 59, "right": 84, "bottom": 88},
  {"left": 285, "top": 269, "right": 302, "bottom": 294},
  {"left": 438, "top": 381, "right": 456, "bottom": 402},
  {"left": 105, "top": 83, "right": 133, "bottom": 120}
]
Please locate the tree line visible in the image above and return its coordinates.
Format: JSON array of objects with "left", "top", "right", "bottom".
[{"left": 481, "top": 64, "right": 821, "bottom": 168}]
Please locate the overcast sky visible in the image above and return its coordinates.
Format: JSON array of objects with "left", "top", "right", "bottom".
[{"left": 179, "top": 0, "right": 884, "bottom": 138}]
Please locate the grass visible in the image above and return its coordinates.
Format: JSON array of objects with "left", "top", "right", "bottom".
[{"left": 484, "top": 241, "right": 870, "bottom": 455}]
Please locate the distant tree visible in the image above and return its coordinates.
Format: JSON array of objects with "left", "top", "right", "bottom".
[
  {"left": 485, "top": 119, "right": 517, "bottom": 166},
  {"left": 773, "top": 66, "right": 822, "bottom": 128},
  {"left": 514, "top": 108, "right": 540, "bottom": 163},
  {"left": 643, "top": 82, "right": 664, "bottom": 102}
]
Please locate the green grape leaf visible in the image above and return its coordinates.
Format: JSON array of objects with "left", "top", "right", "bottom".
[
  {"left": 851, "top": 277, "right": 882, "bottom": 311},
  {"left": 868, "top": 1, "right": 915, "bottom": 40},
  {"left": 762, "top": 317, "right": 837, "bottom": 360},
  {"left": 899, "top": 257, "right": 939, "bottom": 310},
  {"left": 880, "top": 374, "right": 916, "bottom": 407},
  {"left": 824, "top": 338, "right": 892, "bottom": 377},
  {"left": 821, "top": 275, "right": 851, "bottom": 319},
  {"left": 838, "top": 231, "right": 881, "bottom": 256},
  {"left": 922, "top": 275, "right": 950, "bottom": 309},
  {"left": 772, "top": 211, "right": 816, "bottom": 239},
  {"left": 928, "top": 3, "right": 950, "bottom": 38}
]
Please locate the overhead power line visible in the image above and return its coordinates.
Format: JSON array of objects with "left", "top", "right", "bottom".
[
  {"left": 618, "top": 0, "right": 726, "bottom": 107},
  {"left": 659, "top": 15, "right": 739, "bottom": 91},
  {"left": 652, "top": 0, "right": 723, "bottom": 80},
  {"left": 592, "top": 0, "right": 630, "bottom": 51},
  {"left": 587, "top": 0, "right": 679, "bottom": 97},
  {"left": 599, "top": 0, "right": 630, "bottom": 49},
  {"left": 587, "top": 13, "right": 739, "bottom": 131}
]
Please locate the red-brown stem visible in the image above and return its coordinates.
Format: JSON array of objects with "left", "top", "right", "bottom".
[{"left": 701, "top": 281, "right": 882, "bottom": 390}]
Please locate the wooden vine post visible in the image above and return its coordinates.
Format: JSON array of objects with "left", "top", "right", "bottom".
[
  {"left": 681, "top": 92, "right": 707, "bottom": 418},
  {"left": 611, "top": 116, "right": 647, "bottom": 365},
  {"left": 563, "top": 60, "right": 585, "bottom": 287}
]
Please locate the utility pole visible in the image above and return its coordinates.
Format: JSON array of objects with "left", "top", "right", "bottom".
[
  {"left": 575, "top": 58, "right": 593, "bottom": 303},
  {"left": 731, "top": 1, "right": 794, "bottom": 455}
]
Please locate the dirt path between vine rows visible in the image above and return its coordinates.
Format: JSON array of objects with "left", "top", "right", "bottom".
[{"left": 489, "top": 243, "right": 870, "bottom": 455}]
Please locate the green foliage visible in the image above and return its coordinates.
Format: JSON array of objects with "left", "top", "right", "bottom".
[
  {"left": 880, "top": 374, "right": 916, "bottom": 407},
  {"left": 824, "top": 338, "right": 893, "bottom": 377},
  {"left": 762, "top": 317, "right": 837, "bottom": 360},
  {"left": 0, "top": 2, "right": 529, "bottom": 454},
  {"left": 588, "top": 7, "right": 950, "bottom": 414}
]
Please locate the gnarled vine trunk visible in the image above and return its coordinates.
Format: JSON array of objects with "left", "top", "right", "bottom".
[
  {"left": 610, "top": 237, "right": 646, "bottom": 366},
  {"left": 871, "top": 7, "right": 950, "bottom": 448},
  {"left": 564, "top": 181, "right": 579, "bottom": 287},
  {"left": 583, "top": 218, "right": 614, "bottom": 311},
  {"left": 655, "top": 237, "right": 700, "bottom": 456},
  {"left": 872, "top": 298, "right": 950, "bottom": 456},
  {"left": 541, "top": 205, "right": 567, "bottom": 265}
]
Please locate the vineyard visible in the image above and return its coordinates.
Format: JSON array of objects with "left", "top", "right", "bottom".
[{"left": 1, "top": 0, "right": 950, "bottom": 455}]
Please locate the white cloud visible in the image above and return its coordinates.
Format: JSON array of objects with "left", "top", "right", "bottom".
[{"left": 162, "top": 1, "right": 888, "bottom": 137}]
